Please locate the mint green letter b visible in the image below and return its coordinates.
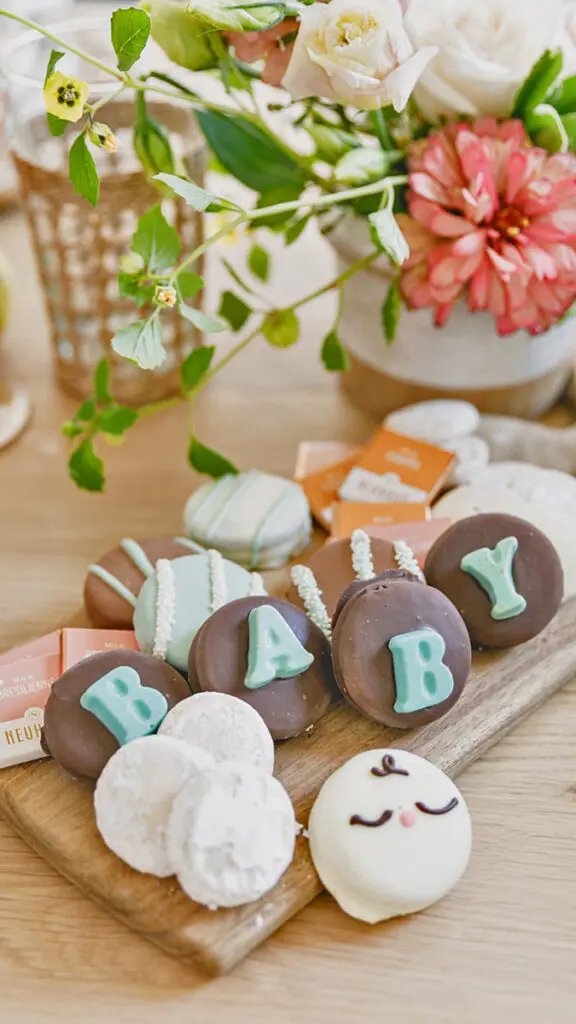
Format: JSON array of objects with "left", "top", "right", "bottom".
[
  {"left": 80, "top": 665, "right": 169, "bottom": 744},
  {"left": 460, "top": 536, "right": 527, "bottom": 621},
  {"left": 245, "top": 605, "right": 314, "bottom": 690},
  {"left": 389, "top": 628, "right": 454, "bottom": 715}
]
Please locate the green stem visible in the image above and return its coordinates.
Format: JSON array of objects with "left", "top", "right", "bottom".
[
  {"left": 171, "top": 214, "right": 246, "bottom": 282},
  {"left": 290, "top": 252, "right": 379, "bottom": 311},
  {"left": 0, "top": 8, "right": 125, "bottom": 80},
  {"left": 89, "top": 83, "right": 127, "bottom": 116}
]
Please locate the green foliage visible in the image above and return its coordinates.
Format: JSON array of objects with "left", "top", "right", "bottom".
[
  {"left": 195, "top": 110, "right": 306, "bottom": 194},
  {"left": 382, "top": 278, "right": 402, "bottom": 344},
  {"left": 180, "top": 346, "right": 215, "bottom": 390},
  {"left": 255, "top": 187, "right": 303, "bottom": 230},
  {"left": 222, "top": 259, "right": 257, "bottom": 294},
  {"left": 307, "top": 122, "right": 359, "bottom": 164},
  {"left": 218, "top": 290, "right": 252, "bottom": 331},
  {"left": 44, "top": 50, "right": 67, "bottom": 136},
  {"left": 549, "top": 75, "right": 576, "bottom": 115},
  {"left": 118, "top": 272, "right": 154, "bottom": 308},
  {"left": 154, "top": 172, "right": 219, "bottom": 212},
  {"left": 369, "top": 202, "right": 409, "bottom": 267},
  {"left": 262, "top": 309, "right": 299, "bottom": 348},
  {"left": 112, "top": 316, "right": 166, "bottom": 369},
  {"left": 68, "top": 134, "right": 99, "bottom": 207},
  {"left": 335, "top": 148, "right": 403, "bottom": 186},
  {"left": 248, "top": 244, "right": 270, "bottom": 282},
  {"left": 111, "top": 7, "right": 151, "bottom": 71},
  {"left": 93, "top": 358, "right": 112, "bottom": 404},
  {"left": 97, "top": 405, "right": 139, "bottom": 436},
  {"left": 188, "top": 436, "right": 238, "bottom": 478},
  {"left": 562, "top": 112, "right": 576, "bottom": 148},
  {"left": 284, "top": 216, "right": 310, "bottom": 246},
  {"left": 527, "top": 103, "right": 569, "bottom": 153},
  {"left": 144, "top": 0, "right": 218, "bottom": 72},
  {"left": 512, "top": 49, "right": 564, "bottom": 118},
  {"left": 177, "top": 272, "right": 204, "bottom": 300},
  {"left": 132, "top": 204, "right": 181, "bottom": 273},
  {"left": 133, "top": 93, "right": 175, "bottom": 177},
  {"left": 321, "top": 330, "right": 349, "bottom": 372},
  {"left": 69, "top": 440, "right": 106, "bottom": 492},
  {"left": 179, "top": 304, "right": 226, "bottom": 333}
]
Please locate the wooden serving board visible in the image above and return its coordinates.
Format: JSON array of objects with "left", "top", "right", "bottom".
[{"left": 1, "top": 598, "right": 576, "bottom": 976}]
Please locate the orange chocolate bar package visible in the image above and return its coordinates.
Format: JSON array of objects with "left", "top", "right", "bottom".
[
  {"left": 361, "top": 518, "right": 454, "bottom": 568},
  {"left": 331, "top": 501, "right": 430, "bottom": 538},
  {"left": 339, "top": 428, "right": 455, "bottom": 505},
  {"left": 62, "top": 628, "right": 139, "bottom": 671},
  {"left": 294, "top": 441, "right": 362, "bottom": 481},
  {"left": 0, "top": 630, "right": 61, "bottom": 666},
  {"left": 300, "top": 455, "right": 359, "bottom": 530}
]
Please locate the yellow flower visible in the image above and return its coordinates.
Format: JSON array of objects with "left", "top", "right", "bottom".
[{"left": 44, "top": 71, "right": 89, "bottom": 123}]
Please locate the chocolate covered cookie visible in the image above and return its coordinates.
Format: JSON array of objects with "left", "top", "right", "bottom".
[
  {"left": 332, "top": 577, "right": 471, "bottom": 729},
  {"left": 424, "top": 513, "right": 564, "bottom": 649},
  {"left": 287, "top": 530, "right": 421, "bottom": 619},
  {"left": 42, "top": 649, "right": 190, "bottom": 781},
  {"left": 84, "top": 537, "right": 202, "bottom": 629},
  {"left": 188, "top": 596, "right": 334, "bottom": 740}
]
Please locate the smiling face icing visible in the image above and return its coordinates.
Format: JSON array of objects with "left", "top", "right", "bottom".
[{"left": 308, "top": 748, "right": 472, "bottom": 924}]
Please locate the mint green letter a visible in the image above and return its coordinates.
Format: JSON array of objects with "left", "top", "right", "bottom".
[
  {"left": 389, "top": 628, "right": 454, "bottom": 714},
  {"left": 245, "top": 605, "right": 314, "bottom": 690},
  {"left": 80, "top": 666, "right": 169, "bottom": 744},
  {"left": 460, "top": 536, "right": 527, "bottom": 621}
]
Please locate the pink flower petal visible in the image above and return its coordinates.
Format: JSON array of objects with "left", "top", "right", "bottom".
[
  {"left": 520, "top": 243, "right": 559, "bottom": 281},
  {"left": 409, "top": 172, "right": 450, "bottom": 205},
  {"left": 487, "top": 249, "right": 519, "bottom": 282}
]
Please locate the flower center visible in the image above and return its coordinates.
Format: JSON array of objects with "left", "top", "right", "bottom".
[
  {"left": 336, "top": 14, "right": 377, "bottom": 46},
  {"left": 492, "top": 206, "right": 529, "bottom": 240},
  {"left": 57, "top": 83, "right": 80, "bottom": 108}
]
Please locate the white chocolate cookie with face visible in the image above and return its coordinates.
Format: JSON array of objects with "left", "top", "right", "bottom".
[{"left": 308, "top": 749, "right": 471, "bottom": 924}]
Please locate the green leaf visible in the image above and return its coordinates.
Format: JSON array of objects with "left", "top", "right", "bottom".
[
  {"left": 180, "top": 346, "right": 215, "bottom": 390},
  {"left": 111, "top": 7, "right": 151, "bottom": 72},
  {"left": 218, "top": 290, "right": 251, "bottom": 332},
  {"left": 177, "top": 272, "right": 204, "bottom": 300},
  {"left": 321, "top": 329, "right": 349, "bottom": 372},
  {"left": 369, "top": 206, "right": 409, "bottom": 267},
  {"left": 195, "top": 110, "right": 306, "bottom": 194},
  {"left": 527, "top": 103, "right": 569, "bottom": 153},
  {"left": 133, "top": 93, "right": 175, "bottom": 177},
  {"left": 68, "top": 439, "right": 105, "bottom": 492},
  {"left": 188, "top": 436, "right": 238, "bottom": 478},
  {"left": 69, "top": 134, "right": 99, "bottom": 207},
  {"left": 112, "top": 316, "right": 166, "bottom": 369},
  {"left": 248, "top": 244, "right": 270, "bottom": 283},
  {"left": 285, "top": 216, "right": 310, "bottom": 246},
  {"left": 118, "top": 272, "right": 154, "bottom": 308},
  {"left": 179, "top": 304, "right": 227, "bottom": 333},
  {"left": 132, "top": 204, "right": 181, "bottom": 273},
  {"left": 255, "top": 187, "right": 303, "bottom": 229},
  {"left": 512, "top": 49, "right": 564, "bottom": 118},
  {"left": 335, "top": 148, "right": 402, "bottom": 186},
  {"left": 382, "top": 278, "right": 402, "bottom": 344},
  {"left": 76, "top": 398, "right": 96, "bottom": 422},
  {"left": 222, "top": 259, "right": 257, "bottom": 295},
  {"left": 562, "top": 112, "right": 576, "bottom": 148},
  {"left": 550, "top": 75, "right": 576, "bottom": 115},
  {"left": 262, "top": 309, "right": 299, "bottom": 348},
  {"left": 369, "top": 109, "right": 394, "bottom": 150},
  {"left": 93, "top": 358, "right": 112, "bottom": 404},
  {"left": 44, "top": 49, "right": 65, "bottom": 85},
  {"left": 97, "top": 404, "right": 139, "bottom": 436},
  {"left": 153, "top": 172, "right": 218, "bottom": 212},
  {"left": 47, "top": 114, "right": 68, "bottom": 137}
]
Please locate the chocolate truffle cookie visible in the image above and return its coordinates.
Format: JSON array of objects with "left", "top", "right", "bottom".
[
  {"left": 333, "top": 568, "right": 424, "bottom": 628},
  {"left": 286, "top": 536, "right": 401, "bottom": 618},
  {"left": 332, "top": 578, "right": 471, "bottom": 729},
  {"left": 188, "top": 596, "right": 334, "bottom": 740},
  {"left": 84, "top": 537, "right": 202, "bottom": 629},
  {"left": 42, "top": 650, "right": 190, "bottom": 781},
  {"left": 424, "top": 513, "right": 564, "bottom": 649}
]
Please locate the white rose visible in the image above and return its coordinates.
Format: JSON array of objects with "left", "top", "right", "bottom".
[
  {"left": 282, "top": 0, "right": 437, "bottom": 112},
  {"left": 404, "top": 0, "right": 567, "bottom": 119},
  {"left": 561, "top": 1, "right": 576, "bottom": 74}
]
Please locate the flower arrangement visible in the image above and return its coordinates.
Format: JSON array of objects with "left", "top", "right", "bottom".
[{"left": 1, "top": 0, "right": 575, "bottom": 491}]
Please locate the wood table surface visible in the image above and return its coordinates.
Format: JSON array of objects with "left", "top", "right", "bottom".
[{"left": 1, "top": 206, "right": 576, "bottom": 1024}]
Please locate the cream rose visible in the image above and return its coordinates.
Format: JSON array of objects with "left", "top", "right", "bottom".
[
  {"left": 561, "top": 1, "right": 576, "bottom": 75},
  {"left": 403, "top": 0, "right": 567, "bottom": 119},
  {"left": 282, "top": 0, "right": 437, "bottom": 112}
]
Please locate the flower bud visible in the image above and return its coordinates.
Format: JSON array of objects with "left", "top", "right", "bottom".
[
  {"left": 154, "top": 284, "right": 177, "bottom": 308},
  {"left": 120, "top": 252, "right": 145, "bottom": 275},
  {"left": 307, "top": 122, "right": 359, "bottom": 164},
  {"left": 188, "top": 0, "right": 284, "bottom": 33},
  {"left": 89, "top": 122, "right": 119, "bottom": 153},
  {"left": 140, "top": 0, "right": 218, "bottom": 71}
]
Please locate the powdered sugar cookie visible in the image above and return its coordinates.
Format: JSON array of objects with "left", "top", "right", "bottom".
[
  {"left": 167, "top": 761, "right": 296, "bottom": 908},
  {"left": 444, "top": 436, "right": 490, "bottom": 486},
  {"left": 385, "top": 400, "right": 480, "bottom": 445},
  {"left": 478, "top": 415, "right": 576, "bottom": 473},
  {"left": 184, "top": 470, "right": 311, "bottom": 570},
  {"left": 94, "top": 735, "right": 213, "bottom": 877},
  {"left": 133, "top": 552, "right": 265, "bottom": 672},
  {"left": 462, "top": 463, "right": 576, "bottom": 516},
  {"left": 158, "top": 692, "right": 274, "bottom": 774},
  {"left": 308, "top": 749, "right": 471, "bottom": 924}
]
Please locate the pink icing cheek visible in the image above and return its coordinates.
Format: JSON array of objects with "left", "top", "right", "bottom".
[{"left": 399, "top": 809, "right": 417, "bottom": 828}]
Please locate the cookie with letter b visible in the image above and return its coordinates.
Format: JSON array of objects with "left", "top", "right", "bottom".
[
  {"left": 188, "top": 596, "right": 334, "bottom": 739},
  {"left": 424, "top": 513, "right": 564, "bottom": 648},
  {"left": 331, "top": 577, "right": 471, "bottom": 728}
]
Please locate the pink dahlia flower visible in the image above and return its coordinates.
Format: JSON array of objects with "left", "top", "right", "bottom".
[
  {"left": 226, "top": 19, "right": 299, "bottom": 87},
  {"left": 398, "top": 119, "right": 576, "bottom": 335}
]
